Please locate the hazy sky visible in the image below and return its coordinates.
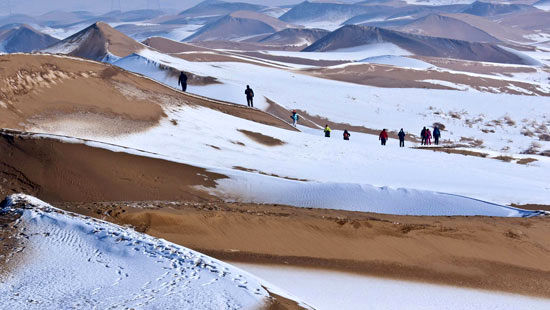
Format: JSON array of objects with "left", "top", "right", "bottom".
[{"left": 0, "top": 0, "right": 359, "bottom": 16}]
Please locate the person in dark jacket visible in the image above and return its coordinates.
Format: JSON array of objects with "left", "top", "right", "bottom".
[
  {"left": 178, "top": 71, "right": 188, "bottom": 92},
  {"left": 245, "top": 85, "right": 254, "bottom": 107},
  {"left": 433, "top": 126, "right": 441, "bottom": 145},
  {"left": 398, "top": 128, "right": 405, "bottom": 147},
  {"left": 420, "top": 127, "right": 427, "bottom": 145},
  {"left": 324, "top": 125, "right": 331, "bottom": 137},
  {"left": 379, "top": 129, "right": 388, "bottom": 146},
  {"left": 343, "top": 130, "right": 350, "bottom": 141}
]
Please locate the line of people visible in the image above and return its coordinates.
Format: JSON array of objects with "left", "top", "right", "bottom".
[
  {"left": 324, "top": 122, "right": 442, "bottom": 147},
  {"left": 242, "top": 85, "right": 442, "bottom": 147}
]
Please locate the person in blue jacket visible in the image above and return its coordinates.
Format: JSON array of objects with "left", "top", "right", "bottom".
[
  {"left": 433, "top": 126, "right": 441, "bottom": 145},
  {"left": 290, "top": 110, "right": 299, "bottom": 127}
]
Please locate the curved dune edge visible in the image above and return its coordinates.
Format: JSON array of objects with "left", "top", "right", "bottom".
[
  {"left": 58, "top": 200, "right": 550, "bottom": 300},
  {"left": 0, "top": 195, "right": 311, "bottom": 310}
]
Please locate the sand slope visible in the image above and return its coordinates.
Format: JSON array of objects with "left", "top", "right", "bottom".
[{"left": 59, "top": 200, "right": 550, "bottom": 299}]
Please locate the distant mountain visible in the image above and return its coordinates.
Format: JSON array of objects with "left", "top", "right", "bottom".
[
  {"left": 396, "top": 14, "right": 500, "bottom": 43},
  {"left": 258, "top": 28, "right": 330, "bottom": 46},
  {"left": 461, "top": 1, "right": 537, "bottom": 16},
  {"left": 0, "top": 14, "right": 37, "bottom": 27},
  {"left": 179, "top": 0, "right": 267, "bottom": 18},
  {"left": 102, "top": 9, "right": 166, "bottom": 22},
  {"left": 35, "top": 10, "right": 96, "bottom": 27},
  {"left": 534, "top": 0, "right": 550, "bottom": 11},
  {"left": 346, "top": 4, "right": 469, "bottom": 28},
  {"left": 43, "top": 22, "right": 145, "bottom": 62},
  {"left": 279, "top": 1, "right": 372, "bottom": 25},
  {"left": 444, "top": 13, "right": 531, "bottom": 43},
  {"left": 494, "top": 10, "right": 550, "bottom": 32},
  {"left": 303, "top": 24, "right": 531, "bottom": 65},
  {"left": 0, "top": 24, "right": 59, "bottom": 53},
  {"left": 184, "top": 11, "right": 293, "bottom": 42}
]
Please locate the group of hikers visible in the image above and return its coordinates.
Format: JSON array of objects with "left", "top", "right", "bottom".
[
  {"left": 179, "top": 81, "right": 443, "bottom": 147},
  {"left": 241, "top": 84, "right": 442, "bottom": 147},
  {"left": 324, "top": 124, "right": 441, "bottom": 147},
  {"left": 420, "top": 126, "right": 441, "bottom": 145}
]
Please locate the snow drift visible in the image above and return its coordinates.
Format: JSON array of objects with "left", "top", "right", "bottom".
[{"left": 0, "top": 194, "right": 307, "bottom": 309}]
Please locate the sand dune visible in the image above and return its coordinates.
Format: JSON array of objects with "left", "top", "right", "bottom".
[
  {"left": 58, "top": 200, "right": 550, "bottom": 299},
  {"left": 0, "top": 130, "right": 225, "bottom": 202},
  {"left": 0, "top": 54, "right": 295, "bottom": 135},
  {"left": 43, "top": 22, "right": 146, "bottom": 61}
]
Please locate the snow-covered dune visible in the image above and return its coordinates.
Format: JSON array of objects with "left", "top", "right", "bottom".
[
  {"left": 0, "top": 194, "right": 307, "bottom": 309},
  {"left": 209, "top": 171, "right": 540, "bottom": 217}
]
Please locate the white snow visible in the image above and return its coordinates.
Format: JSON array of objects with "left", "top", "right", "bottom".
[
  {"left": 263, "top": 43, "right": 411, "bottom": 61},
  {"left": 26, "top": 107, "right": 550, "bottom": 216},
  {"left": 0, "top": 194, "right": 307, "bottom": 309},
  {"left": 43, "top": 30, "right": 91, "bottom": 54},
  {"left": 359, "top": 55, "right": 435, "bottom": 69},
  {"left": 28, "top": 40, "right": 550, "bottom": 212},
  {"left": 235, "top": 263, "right": 550, "bottom": 310}
]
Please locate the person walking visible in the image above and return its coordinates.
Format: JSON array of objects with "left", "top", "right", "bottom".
[
  {"left": 433, "top": 126, "right": 441, "bottom": 145},
  {"left": 245, "top": 85, "right": 254, "bottom": 107},
  {"left": 290, "top": 110, "right": 299, "bottom": 127},
  {"left": 324, "top": 125, "right": 331, "bottom": 137},
  {"left": 343, "top": 129, "right": 350, "bottom": 141},
  {"left": 178, "top": 71, "right": 188, "bottom": 92},
  {"left": 379, "top": 129, "right": 388, "bottom": 146},
  {"left": 420, "top": 126, "right": 427, "bottom": 145},
  {"left": 398, "top": 128, "right": 405, "bottom": 147},
  {"left": 425, "top": 128, "right": 432, "bottom": 145}
]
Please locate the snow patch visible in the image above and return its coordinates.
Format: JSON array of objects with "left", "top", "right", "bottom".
[{"left": 0, "top": 194, "right": 308, "bottom": 309}]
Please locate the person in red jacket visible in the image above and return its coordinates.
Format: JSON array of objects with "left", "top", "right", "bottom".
[
  {"left": 379, "top": 129, "right": 388, "bottom": 146},
  {"left": 425, "top": 128, "right": 432, "bottom": 145}
]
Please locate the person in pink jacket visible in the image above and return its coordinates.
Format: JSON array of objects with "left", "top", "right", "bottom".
[{"left": 425, "top": 128, "right": 432, "bottom": 145}]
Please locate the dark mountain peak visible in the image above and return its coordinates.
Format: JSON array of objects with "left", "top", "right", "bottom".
[{"left": 462, "top": 1, "right": 536, "bottom": 16}]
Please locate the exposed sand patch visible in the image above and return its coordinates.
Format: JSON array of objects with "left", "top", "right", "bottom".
[
  {"left": 415, "top": 147, "right": 539, "bottom": 165},
  {"left": 237, "top": 51, "right": 348, "bottom": 67},
  {"left": 238, "top": 129, "right": 286, "bottom": 146},
  {"left": 0, "top": 54, "right": 164, "bottom": 135},
  {"left": 415, "top": 146, "right": 489, "bottom": 158},
  {"left": 0, "top": 130, "right": 226, "bottom": 202},
  {"left": 302, "top": 63, "right": 550, "bottom": 96},
  {"left": 0, "top": 211, "right": 25, "bottom": 279},
  {"left": 0, "top": 54, "right": 297, "bottom": 134},
  {"left": 172, "top": 52, "right": 280, "bottom": 68},
  {"left": 28, "top": 111, "right": 157, "bottom": 138},
  {"left": 142, "top": 37, "right": 213, "bottom": 53},
  {"left": 264, "top": 289, "right": 305, "bottom": 310},
  {"left": 57, "top": 200, "right": 550, "bottom": 299},
  {"left": 414, "top": 56, "right": 538, "bottom": 76},
  {"left": 511, "top": 204, "right": 550, "bottom": 212}
]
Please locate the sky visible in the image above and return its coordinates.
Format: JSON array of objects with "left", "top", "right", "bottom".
[{"left": 0, "top": 0, "right": 360, "bottom": 16}]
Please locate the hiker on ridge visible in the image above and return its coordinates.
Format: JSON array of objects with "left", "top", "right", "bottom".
[
  {"left": 433, "top": 126, "right": 441, "bottom": 145},
  {"left": 178, "top": 71, "right": 188, "bottom": 92},
  {"left": 343, "top": 130, "right": 350, "bottom": 141},
  {"left": 290, "top": 110, "right": 299, "bottom": 127},
  {"left": 245, "top": 85, "right": 254, "bottom": 107},
  {"left": 379, "top": 129, "right": 388, "bottom": 146},
  {"left": 324, "top": 125, "right": 331, "bottom": 137},
  {"left": 420, "top": 126, "right": 427, "bottom": 145},
  {"left": 398, "top": 128, "right": 405, "bottom": 147},
  {"left": 425, "top": 128, "right": 432, "bottom": 145}
]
